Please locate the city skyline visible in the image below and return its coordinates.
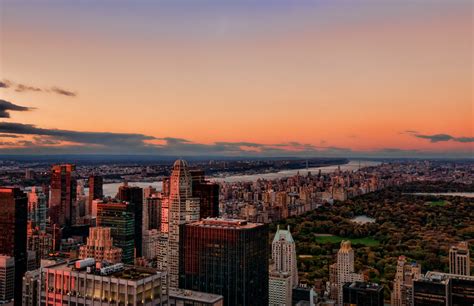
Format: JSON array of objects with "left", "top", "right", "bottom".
[{"left": 0, "top": 0, "right": 472, "bottom": 158}]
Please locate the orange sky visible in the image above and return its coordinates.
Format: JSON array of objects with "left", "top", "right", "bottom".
[{"left": 0, "top": 1, "right": 472, "bottom": 157}]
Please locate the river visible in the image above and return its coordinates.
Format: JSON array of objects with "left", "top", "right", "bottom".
[{"left": 92, "top": 160, "right": 381, "bottom": 197}]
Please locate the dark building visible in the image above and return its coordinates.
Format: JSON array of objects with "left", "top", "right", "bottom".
[
  {"left": 96, "top": 200, "right": 135, "bottom": 264},
  {"left": 0, "top": 187, "right": 28, "bottom": 306},
  {"left": 413, "top": 272, "right": 474, "bottom": 306},
  {"left": 190, "top": 170, "right": 220, "bottom": 219},
  {"left": 146, "top": 195, "right": 161, "bottom": 230},
  {"left": 342, "top": 282, "right": 384, "bottom": 306},
  {"left": 49, "top": 164, "right": 77, "bottom": 227},
  {"left": 117, "top": 183, "right": 143, "bottom": 257},
  {"left": 180, "top": 218, "right": 269, "bottom": 306},
  {"left": 88, "top": 175, "right": 103, "bottom": 215}
]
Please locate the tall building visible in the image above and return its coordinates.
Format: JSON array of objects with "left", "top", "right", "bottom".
[
  {"left": 161, "top": 160, "right": 200, "bottom": 288},
  {"left": 0, "top": 255, "right": 15, "bottom": 303},
  {"left": 190, "top": 169, "right": 220, "bottom": 219},
  {"left": 96, "top": 200, "right": 135, "bottom": 264},
  {"left": 342, "top": 282, "right": 384, "bottom": 306},
  {"left": 117, "top": 183, "right": 144, "bottom": 257},
  {"left": 143, "top": 229, "right": 160, "bottom": 261},
  {"left": 36, "top": 259, "right": 168, "bottom": 305},
  {"left": 79, "top": 227, "right": 122, "bottom": 263},
  {"left": 269, "top": 225, "right": 298, "bottom": 306},
  {"left": 449, "top": 241, "right": 470, "bottom": 276},
  {"left": 169, "top": 289, "right": 224, "bottom": 306},
  {"left": 146, "top": 195, "right": 162, "bottom": 230},
  {"left": 49, "top": 164, "right": 77, "bottom": 227},
  {"left": 391, "top": 255, "right": 421, "bottom": 306},
  {"left": 27, "top": 187, "right": 47, "bottom": 231},
  {"left": 331, "top": 241, "right": 364, "bottom": 306},
  {"left": 413, "top": 271, "right": 474, "bottom": 306},
  {"left": 0, "top": 187, "right": 28, "bottom": 306},
  {"left": 22, "top": 269, "right": 40, "bottom": 306},
  {"left": 88, "top": 175, "right": 103, "bottom": 216},
  {"left": 179, "top": 218, "right": 269, "bottom": 306}
]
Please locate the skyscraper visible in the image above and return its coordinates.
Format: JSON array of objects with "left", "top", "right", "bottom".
[
  {"left": 79, "top": 227, "right": 122, "bottom": 263},
  {"left": 0, "top": 187, "right": 28, "bottom": 306},
  {"left": 88, "top": 175, "right": 103, "bottom": 216},
  {"left": 49, "top": 164, "right": 77, "bottom": 227},
  {"left": 161, "top": 159, "right": 200, "bottom": 288},
  {"left": 117, "top": 183, "right": 144, "bottom": 257},
  {"left": 269, "top": 225, "right": 298, "bottom": 306},
  {"left": 331, "top": 241, "right": 364, "bottom": 306},
  {"left": 27, "top": 186, "right": 47, "bottom": 231},
  {"left": 96, "top": 200, "right": 135, "bottom": 264},
  {"left": 449, "top": 241, "right": 470, "bottom": 276},
  {"left": 179, "top": 218, "right": 269, "bottom": 306},
  {"left": 391, "top": 255, "right": 421, "bottom": 306},
  {"left": 0, "top": 255, "right": 15, "bottom": 303},
  {"left": 190, "top": 169, "right": 220, "bottom": 219}
]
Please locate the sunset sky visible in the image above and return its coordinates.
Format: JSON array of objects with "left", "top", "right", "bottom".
[{"left": 0, "top": 0, "right": 472, "bottom": 157}]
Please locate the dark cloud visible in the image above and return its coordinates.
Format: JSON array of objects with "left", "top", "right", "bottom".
[
  {"left": 1, "top": 79, "right": 76, "bottom": 97},
  {"left": 0, "top": 122, "right": 471, "bottom": 158},
  {"left": 0, "top": 134, "right": 21, "bottom": 138},
  {"left": 0, "top": 100, "right": 34, "bottom": 118},
  {"left": 16, "top": 84, "right": 42, "bottom": 93},
  {"left": 50, "top": 87, "right": 77, "bottom": 97},
  {"left": 413, "top": 133, "right": 473, "bottom": 143}
]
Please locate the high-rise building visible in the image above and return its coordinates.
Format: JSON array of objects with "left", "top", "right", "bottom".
[
  {"left": 160, "top": 160, "right": 200, "bottom": 288},
  {"left": 169, "top": 289, "right": 224, "bottom": 306},
  {"left": 179, "top": 218, "right": 269, "bottom": 306},
  {"left": 22, "top": 269, "right": 40, "bottom": 306},
  {"left": 190, "top": 169, "right": 220, "bottom": 219},
  {"left": 146, "top": 195, "right": 162, "bottom": 230},
  {"left": 27, "top": 187, "right": 47, "bottom": 232},
  {"left": 330, "top": 241, "right": 364, "bottom": 306},
  {"left": 79, "top": 227, "right": 122, "bottom": 263},
  {"left": 96, "top": 200, "right": 135, "bottom": 264},
  {"left": 27, "top": 229, "right": 53, "bottom": 267},
  {"left": 269, "top": 225, "right": 298, "bottom": 306},
  {"left": 117, "top": 183, "right": 144, "bottom": 257},
  {"left": 342, "top": 282, "right": 384, "bottom": 306},
  {"left": 0, "top": 187, "right": 28, "bottom": 306},
  {"left": 0, "top": 255, "right": 15, "bottom": 303},
  {"left": 413, "top": 271, "right": 474, "bottom": 306},
  {"left": 49, "top": 164, "right": 77, "bottom": 227},
  {"left": 391, "top": 255, "right": 421, "bottom": 306},
  {"left": 88, "top": 175, "right": 103, "bottom": 216},
  {"left": 449, "top": 241, "right": 470, "bottom": 276},
  {"left": 143, "top": 229, "right": 160, "bottom": 261},
  {"left": 36, "top": 259, "right": 168, "bottom": 305}
]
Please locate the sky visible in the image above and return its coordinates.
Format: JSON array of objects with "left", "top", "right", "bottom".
[{"left": 0, "top": 0, "right": 472, "bottom": 158}]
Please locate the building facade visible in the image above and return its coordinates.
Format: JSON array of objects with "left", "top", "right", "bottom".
[
  {"left": 391, "top": 255, "right": 421, "bottom": 306},
  {"left": 88, "top": 175, "right": 103, "bottom": 216},
  {"left": 342, "top": 282, "right": 384, "bottom": 306},
  {"left": 49, "top": 164, "right": 77, "bottom": 227},
  {"left": 179, "top": 218, "right": 269, "bottom": 306},
  {"left": 0, "top": 187, "right": 28, "bottom": 306},
  {"left": 449, "top": 241, "right": 470, "bottom": 276},
  {"left": 96, "top": 200, "right": 135, "bottom": 264},
  {"left": 79, "top": 227, "right": 122, "bottom": 263},
  {"left": 117, "top": 183, "right": 144, "bottom": 258},
  {"left": 0, "top": 255, "right": 15, "bottom": 303}
]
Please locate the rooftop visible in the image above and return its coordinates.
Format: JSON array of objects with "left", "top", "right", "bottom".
[
  {"left": 170, "top": 289, "right": 223, "bottom": 303},
  {"left": 343, "top": 282, "right": 382, "bottom": 292},
  {"left": 43, "top": 259, "right": 162, "bottom": 281},
  {"left": 190, "top": 217, "right": 263, "bottom": 229}
]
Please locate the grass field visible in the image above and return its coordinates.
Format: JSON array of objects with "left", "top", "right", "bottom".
[
  {"left": 426, "top": 200, "right": 447, "bottom": 207},
  {"left": 314, "top": 235, "right": 379, "bottom": 246}
]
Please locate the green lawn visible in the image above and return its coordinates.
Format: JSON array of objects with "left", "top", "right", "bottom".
[
  {"left": 314, "top": 235, "right": 379, "bottom": 246},
  {"left": 427, "top": 200, "right": 447, "bottom": 207}
]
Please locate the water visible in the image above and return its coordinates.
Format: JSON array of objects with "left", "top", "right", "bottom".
[
  {"left": 410, "top": 192, "right": 474, "bottom": 198},
  {"left": 351, "top": 215, "right": 376, "bottom": 224},
  {"left": 94, "top": 160, "right": 381, "bottom": 197}
]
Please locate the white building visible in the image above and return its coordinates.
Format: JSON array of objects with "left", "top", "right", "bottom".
[
  {"left": 391, "top": 255, "right": 421, "bottom": 306},
  {"left": 335, "top": 241, "right": 363, "bottom": 306},
  {"left": 143, "top": 229, "right": 160, "bottom": 260},
  {"left": 449, "top": 241, "right": 470, "bottom": 276},
  {"left": 0, "top": 255, "right": 15, "bottom": 303},
  {"left": 269, "top": 225, "right": 298, "bottom": 306}
]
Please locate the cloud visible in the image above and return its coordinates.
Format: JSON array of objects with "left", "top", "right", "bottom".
[
  {"left": 1, "top": 79, "right": 76, "bottom": 97},
  {"left": 0, "top": 134, "right": 21, "bottom": 138},
  {"left": 50, "top": 87, "right": 77, "bottom": 97},
  {"left": 412, "top": 133, "right": 474, "bottom": 143},
  {"left": 0, "top": 100, "right": 34, "bottom": 118},
  {"left": 0, "top": 122, "right": 471, "bottom": 158}
]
